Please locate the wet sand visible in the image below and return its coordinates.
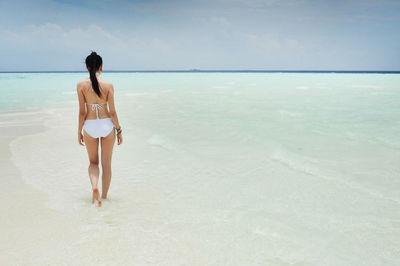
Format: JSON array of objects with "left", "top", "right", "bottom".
[{"left": 0, "top": 118, "right": 83, "bottom": 265}]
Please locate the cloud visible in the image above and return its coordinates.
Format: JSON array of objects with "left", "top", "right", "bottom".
[
  {"left": 0, "top": 22, "right": 174, "bottom": 70},
  {"left": 2, "top": 23, "right": 128, "bottom": 49},
  {"left": 0, "top": 22, "right": 173, "bottom": 56}
]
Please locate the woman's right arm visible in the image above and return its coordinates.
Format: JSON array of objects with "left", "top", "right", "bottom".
[
  {"left": 108, "top": 84, "right": 122, "bottom": 144},
  {"left": 108, "top": 84, "right": 120, "bottom": 128}
]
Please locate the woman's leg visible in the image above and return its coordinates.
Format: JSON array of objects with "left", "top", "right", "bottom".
[
  {"left": 100, "top": 129, "right": 116, "bottom": 199},
  {"left": 83, "top": 130, "right": 100, "bottom": 191}
]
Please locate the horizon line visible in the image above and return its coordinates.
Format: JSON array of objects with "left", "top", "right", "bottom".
[{"left": 0, "top": 69, "right": 400, "bottom": 74}]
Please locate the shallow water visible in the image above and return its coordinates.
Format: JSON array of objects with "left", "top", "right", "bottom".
[{"left": 3, "top": 72, "right": 400, "bottom": 264}]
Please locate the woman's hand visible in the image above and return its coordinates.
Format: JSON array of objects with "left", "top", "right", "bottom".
[
  {"left": 117, "top": 132, "right": 123, "bottom": 145},
  {"left": 78, "top": 132, "right": 85, "bottom": 146}
]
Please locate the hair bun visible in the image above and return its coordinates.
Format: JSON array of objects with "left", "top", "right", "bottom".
[{"left": 91, "top": 51, "right": 97, "bottom": 55}]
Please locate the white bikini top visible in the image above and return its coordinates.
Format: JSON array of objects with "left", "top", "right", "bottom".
[{"left": 86, "top": 102, "right": 107, "bottom": 120}]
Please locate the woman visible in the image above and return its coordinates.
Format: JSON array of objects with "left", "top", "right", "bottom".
[{"left": 77, "top": 51, "right": 123, "bottom": 207}]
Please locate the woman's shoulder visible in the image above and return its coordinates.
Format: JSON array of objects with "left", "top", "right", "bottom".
[
  {"left": 77, "top": 78, "right": 90, "bottom": 88},
  {"left": 98, "top": 79, "right": 114, "bottom": 95},
  {"left": 99, "top": 78, "right": 113, "bottom": 87}
]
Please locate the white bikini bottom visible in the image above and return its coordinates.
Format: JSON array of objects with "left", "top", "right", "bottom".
[{"left": 83, "top": 118, "right": 115, "bottom": 138}]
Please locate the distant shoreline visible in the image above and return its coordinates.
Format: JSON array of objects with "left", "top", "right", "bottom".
[{"left": 0, "top": 70, "right": 399, "bottom": 74}]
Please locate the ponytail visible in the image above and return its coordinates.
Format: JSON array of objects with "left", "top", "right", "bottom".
[
  {"left": 85, "top": 51, "right": 103, "bottom": 97},
  {"left": 89, "top": 66, "right": 101, "bottom": 97}
]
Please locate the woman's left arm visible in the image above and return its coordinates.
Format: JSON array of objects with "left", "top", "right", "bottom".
[{"left": 77, "top": 83, "right": 86, "bottom": 145}]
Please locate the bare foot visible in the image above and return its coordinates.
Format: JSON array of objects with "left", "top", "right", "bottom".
[{"left": 92, "top": 188, "right": 102, "bottom": 207}]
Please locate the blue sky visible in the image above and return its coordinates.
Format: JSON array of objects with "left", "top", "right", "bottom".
[{"left": 0, "top": 0, "right": 399, "bottom": 71}]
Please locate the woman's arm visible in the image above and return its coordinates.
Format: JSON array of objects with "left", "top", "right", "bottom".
[
  {"left": 108, "top": 84, "right": 121, "bottom": 129},
  {"left": 77, "top": 83, "right": 87, "bottom": 135}
]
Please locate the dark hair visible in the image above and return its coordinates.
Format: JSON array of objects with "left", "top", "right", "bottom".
[{"left": 85, "top": 51, "right": 103, "bottom": 97}]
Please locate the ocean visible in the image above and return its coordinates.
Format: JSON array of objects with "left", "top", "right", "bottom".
[{"left": 1, "top": 72, "right": 400, "bottom": 265}]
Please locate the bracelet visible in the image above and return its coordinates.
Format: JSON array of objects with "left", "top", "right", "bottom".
[{"left": 115, "top": 126, "right": 122, "bottom": 134}]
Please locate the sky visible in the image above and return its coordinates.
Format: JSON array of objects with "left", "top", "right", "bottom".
[{"left": 0, "top": 0, "right": 399, "bottom": 71}]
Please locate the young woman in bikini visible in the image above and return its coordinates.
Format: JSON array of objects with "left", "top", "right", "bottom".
[{"left": 76, "top": 51, "right": 123, "bottom": 207}]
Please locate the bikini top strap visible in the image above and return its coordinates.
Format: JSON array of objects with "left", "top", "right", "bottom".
[
  {"left": 85, "top": 102, "right": 107, "bottom": 105},
  {"left": 86, "top": 102, "right": 107, "bottom": 119}
]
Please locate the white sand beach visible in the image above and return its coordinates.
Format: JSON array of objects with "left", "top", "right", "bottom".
[{"left": 0, "top": 111, "right": 82, "bottom": 265}]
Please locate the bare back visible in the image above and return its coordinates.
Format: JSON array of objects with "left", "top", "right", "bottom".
[{"left": 79, "top": 78, "right": 113, "bottom": 120}]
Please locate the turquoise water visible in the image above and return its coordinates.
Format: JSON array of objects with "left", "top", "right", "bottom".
[
  {"left": 4, "top": 72, "right": 400, "bottom": 264},
  {"left": 2, "top": 72, "right": 399, "bottom": 148}
]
